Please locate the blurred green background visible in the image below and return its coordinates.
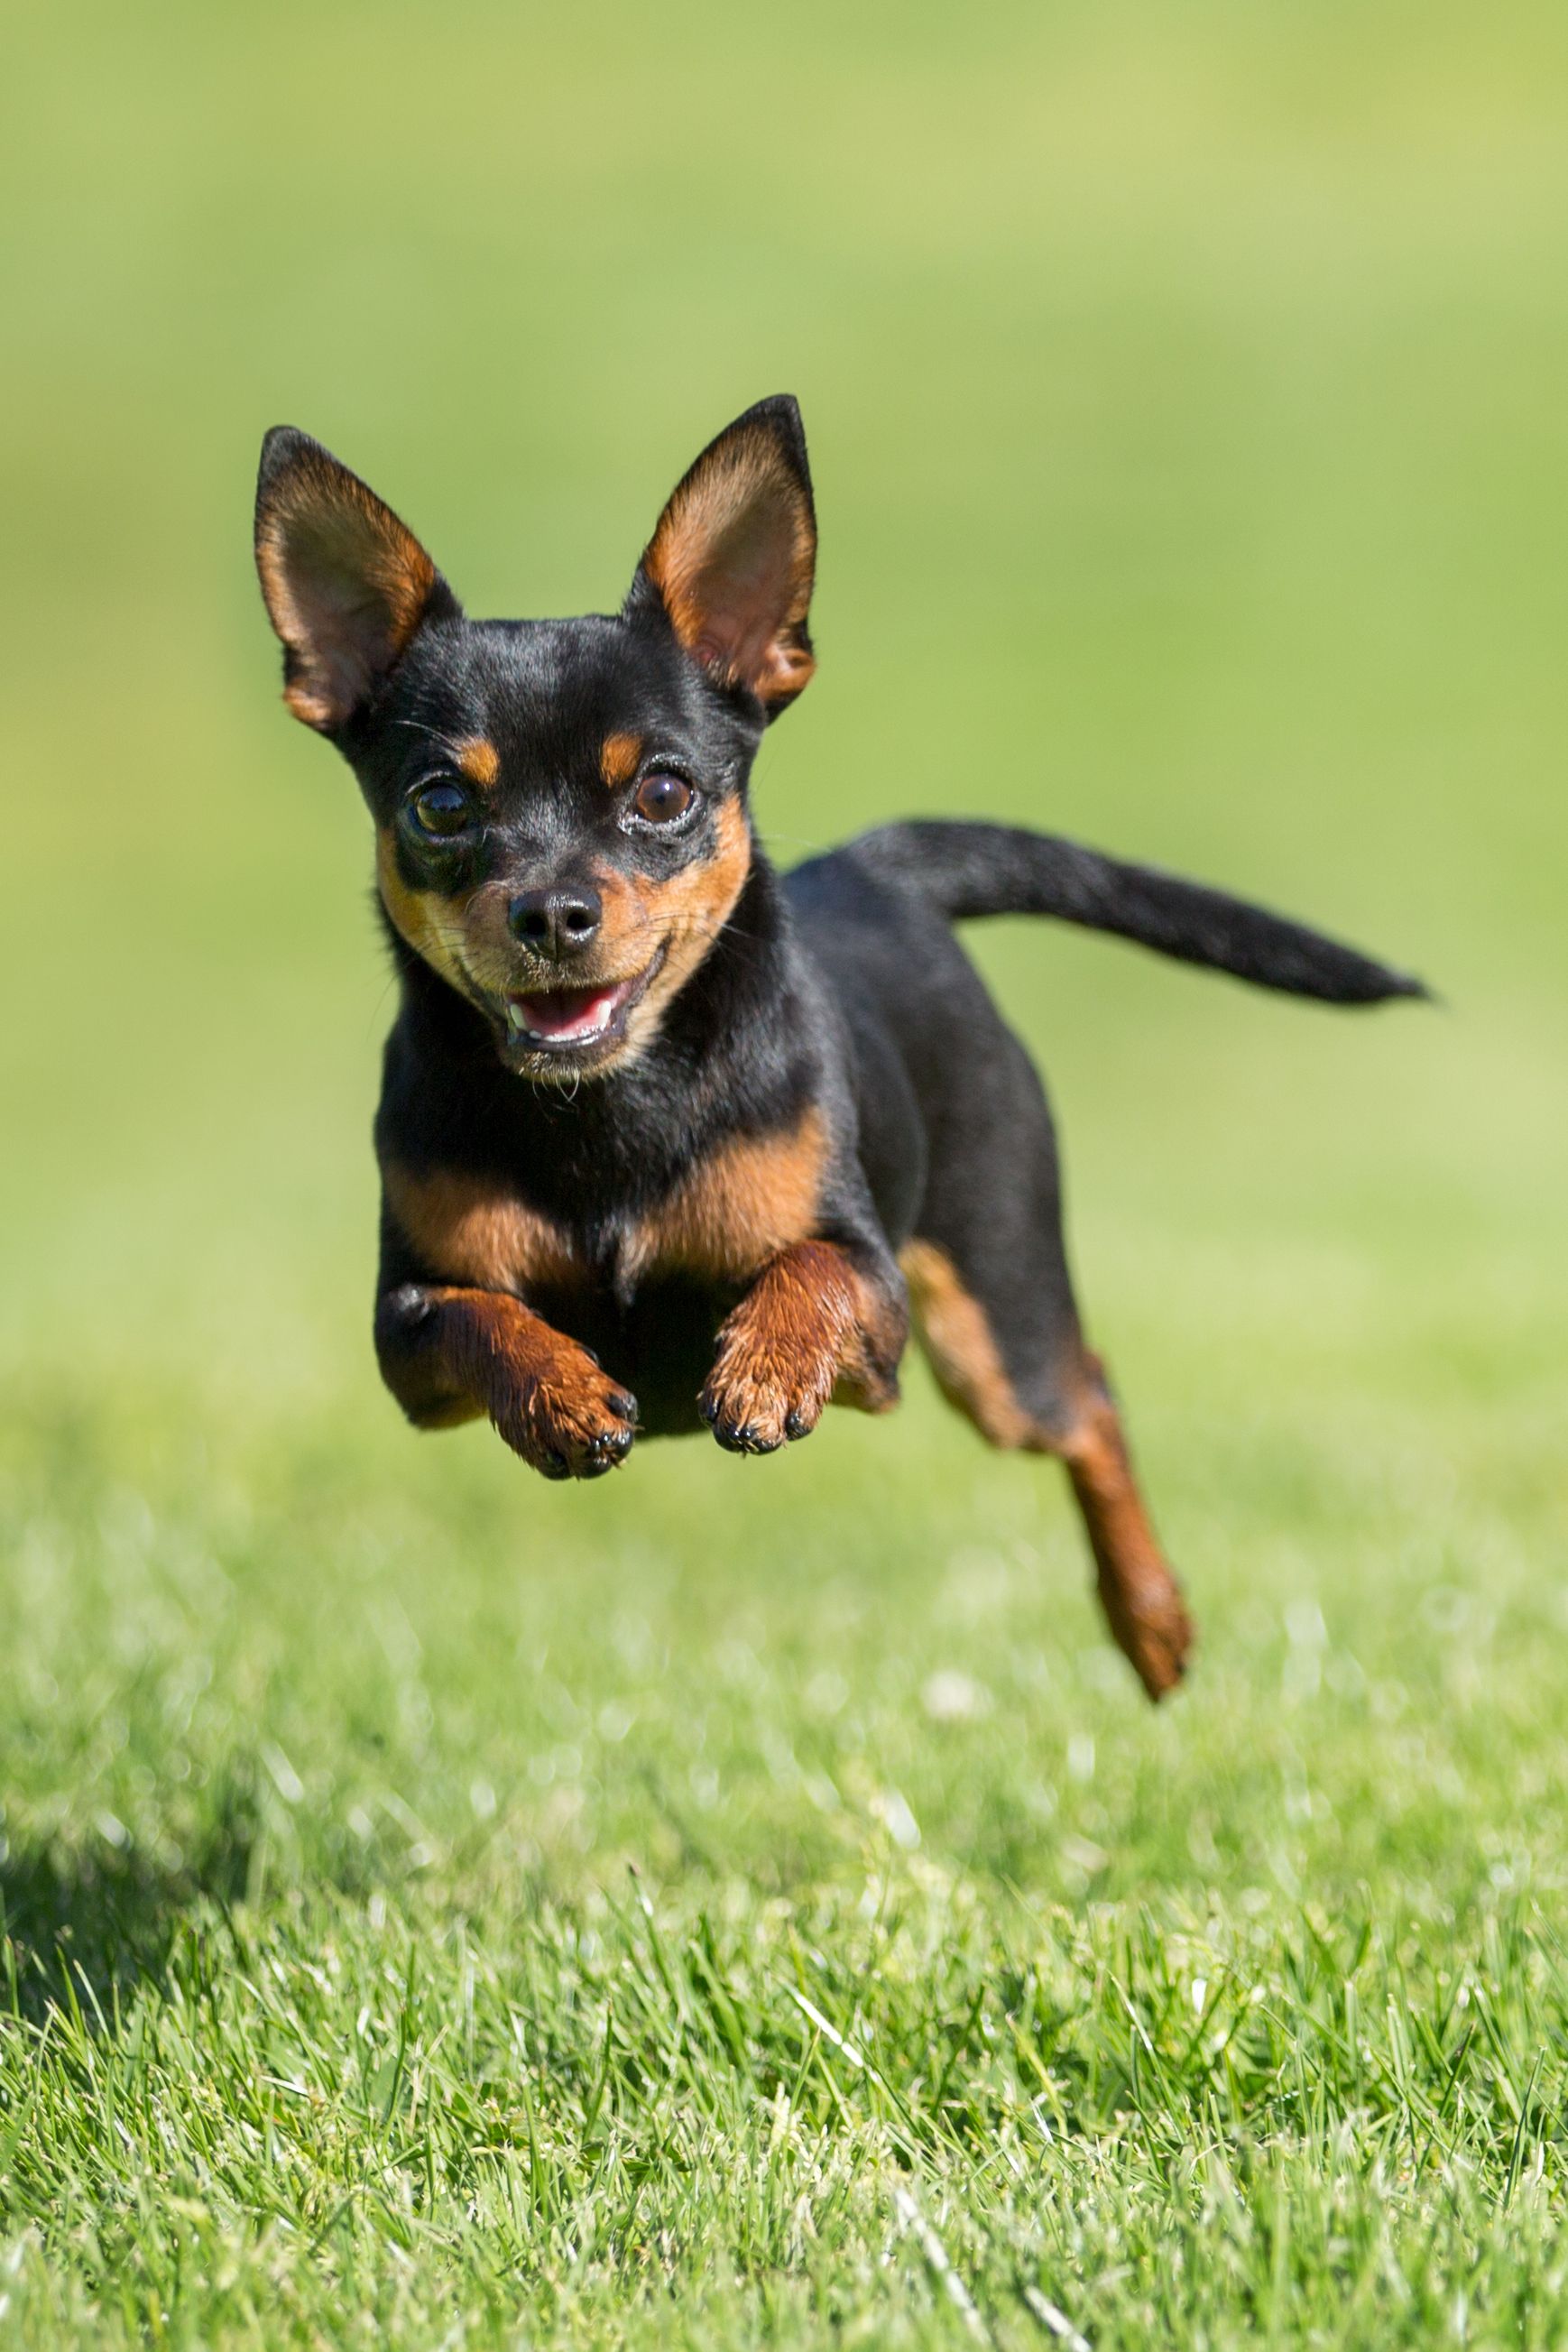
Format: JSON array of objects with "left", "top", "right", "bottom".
[
  {"left": 2, "top": 1, "right": 1563, "bottom": 1399},
  {"left": 2, "top": 4, "right": 1567, "bottom": 2342}
]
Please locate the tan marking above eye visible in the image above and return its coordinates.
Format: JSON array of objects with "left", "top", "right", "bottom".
[
  {"left": 600, "top": 732, "right": 643, "bottom": 789},
  {"left": 383, "top": 1163, "right": 579, "bottom": 1295},
  {"left": 623, "top": 1106, "right": 827, "bottom": 1283},
  {"left": 454, "top": 737, "right": 501, "bottom": 788}
]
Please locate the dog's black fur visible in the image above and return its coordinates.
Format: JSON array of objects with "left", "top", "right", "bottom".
[{"left": 254, "top": 395, "right": 1424, "bottom": 1698}]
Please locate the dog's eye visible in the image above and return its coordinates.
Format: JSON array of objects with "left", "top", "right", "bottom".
[
  {"left": 633, "top": 771, "right": 694, "bottom": 826},
  {"left": 410, "top": 781, "right": 473, "bottom": 837}
]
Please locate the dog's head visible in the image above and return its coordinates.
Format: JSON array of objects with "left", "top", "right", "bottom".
[{"left": 254, "top": 400, "right": 816, "bottom": 1082}]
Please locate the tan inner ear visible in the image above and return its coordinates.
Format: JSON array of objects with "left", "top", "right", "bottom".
[
  {"left": 642, "top": 428, "right": 815, "bottom": 708},
  {"left": 257, "top": 463, "right": 437, "bottom": 730}
]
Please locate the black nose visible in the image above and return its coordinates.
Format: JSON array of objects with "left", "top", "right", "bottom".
[{"left": 508, "top": 884, "right": 603, "bottom": 959}]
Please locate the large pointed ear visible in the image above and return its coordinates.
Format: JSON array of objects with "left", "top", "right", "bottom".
[
  {"left": 254, "top": 429, "right": 458, "bottom": 732},
  {"left": 632, "top": 395, "right": 816, "bottom": 717}
]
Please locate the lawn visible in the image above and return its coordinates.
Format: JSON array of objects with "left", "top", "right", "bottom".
[{"left": 2, "top": 4, "right": 1566, "bottom": 2344}]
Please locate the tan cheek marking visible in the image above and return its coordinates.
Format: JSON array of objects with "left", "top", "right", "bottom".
[
  {"left": 600, "top": 732, "right": 642, "bottom": 789},
  {"left": 624, "top": 1106, "right": 827, "bottom": 1283},
  {"left": 375, "top": 833, "right": 471, "bottom": 996},
  {"left": 625, "top": 798, "right": 752, "bottom": 1028},
  {"left": 384, "top": 1164, "right": 579, "bottom": 1294},
  {"left": 592, "top": 865, "right": 653, "bottom": 961},
  {"left": 455, "top": 736, "right": 501, "bottom": 788},
  {"left": 583, "top": 799, "right": 753, "bottom": 1062},
  {"left": 899, "top": 1240, "right": 1039, "bottom": 1449}
]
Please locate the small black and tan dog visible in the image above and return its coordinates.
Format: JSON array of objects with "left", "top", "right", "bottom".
[{"left": 254, "top": 396, "right": 1423, "bottom": 1700}]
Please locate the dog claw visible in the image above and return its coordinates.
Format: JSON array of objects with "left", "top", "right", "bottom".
[
  {"left": 499, "top": 1363, "right": 638, "bottom": 1481},
  {"left": 700, "top": 1370, "right": 822, "bottom": 1453},
  {"left": 713, "top": 1417, "right": 783, "bottom": 1455}
]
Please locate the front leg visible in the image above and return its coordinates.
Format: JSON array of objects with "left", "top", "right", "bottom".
[
  {"left": 699, "top": 1241, "right": 907, "bottom": 1455},
  {"left": 375, "top": 1283, "right": 638, "bottom": 1480}
]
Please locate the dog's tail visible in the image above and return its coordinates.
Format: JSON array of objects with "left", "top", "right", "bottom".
[{"left": 844, "top": 819, "right": 1427, "bottom": 1006}]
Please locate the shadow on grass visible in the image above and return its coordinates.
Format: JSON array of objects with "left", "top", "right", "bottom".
[{"left": 0, "top": 1782, "right": 262, "bottom": 2029}]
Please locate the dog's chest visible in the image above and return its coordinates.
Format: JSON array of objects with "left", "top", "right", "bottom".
[{"left": 383, "top": 1106, "right": 826, "bottom": 1307}]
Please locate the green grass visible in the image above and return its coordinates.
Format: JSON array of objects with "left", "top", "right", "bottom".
[{"left": 3, "top": 2, "right": 1567, "bottom": 2343}]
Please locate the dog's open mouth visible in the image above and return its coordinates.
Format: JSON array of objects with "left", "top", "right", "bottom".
[{"left": 501, "top": 950, "right": 663, "bottom": 1058}]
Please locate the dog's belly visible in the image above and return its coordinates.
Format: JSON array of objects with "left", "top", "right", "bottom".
[{"left": 529, "top": 1272, "right": 738, "bottom": 1438}]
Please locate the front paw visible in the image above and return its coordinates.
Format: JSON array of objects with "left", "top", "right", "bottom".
[
  {"left": 495, "top": 1351, "right": 638, "bottom": 1480},
  {"left": 698, "top": 1344, "right": 833, "bottom": 1456}
]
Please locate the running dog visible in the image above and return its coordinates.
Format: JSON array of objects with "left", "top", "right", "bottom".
[{"left": 254, "top": 397, "right": 1425, "bottom": 1698}]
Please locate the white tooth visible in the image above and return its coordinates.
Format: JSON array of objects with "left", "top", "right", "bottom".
[{"left": 505, "top": 1003, "right": 525, "bottom": 1034}]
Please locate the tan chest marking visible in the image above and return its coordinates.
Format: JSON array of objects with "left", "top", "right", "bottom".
[
  {"left": 624, "top": 1108, "right": 828, "bottom": 1284},
  {"left": 385, "top": 1105, "right": 826, "bottom": 1300},
  {"left": 383, "top": 1164, "right": 578, "bottom": 1295}
]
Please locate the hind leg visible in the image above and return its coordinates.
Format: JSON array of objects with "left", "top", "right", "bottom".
[
  {"left": 1055, "top": 1360, "right": 1194, "bottom": 1701},
  {"left": 901, "top": 1032, "right": 1192, "bottom": 1701}
]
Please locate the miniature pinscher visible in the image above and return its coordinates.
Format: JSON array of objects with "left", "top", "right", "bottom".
[{"left": 254, "top": 397, "right": 1425, "bottom": 1700}]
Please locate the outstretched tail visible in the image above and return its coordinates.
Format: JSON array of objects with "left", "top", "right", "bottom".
[{"left": 846, "top": 819, "right": 1427, "bottom": 1006}]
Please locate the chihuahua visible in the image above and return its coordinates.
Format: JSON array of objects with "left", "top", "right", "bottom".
[{"left": 254, "top": 396, "right": 1423, "bottom": 1699}]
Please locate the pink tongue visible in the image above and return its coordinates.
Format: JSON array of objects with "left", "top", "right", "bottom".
[{"left": 515, "top": 982, "right": 624, "bottom": 1040}]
